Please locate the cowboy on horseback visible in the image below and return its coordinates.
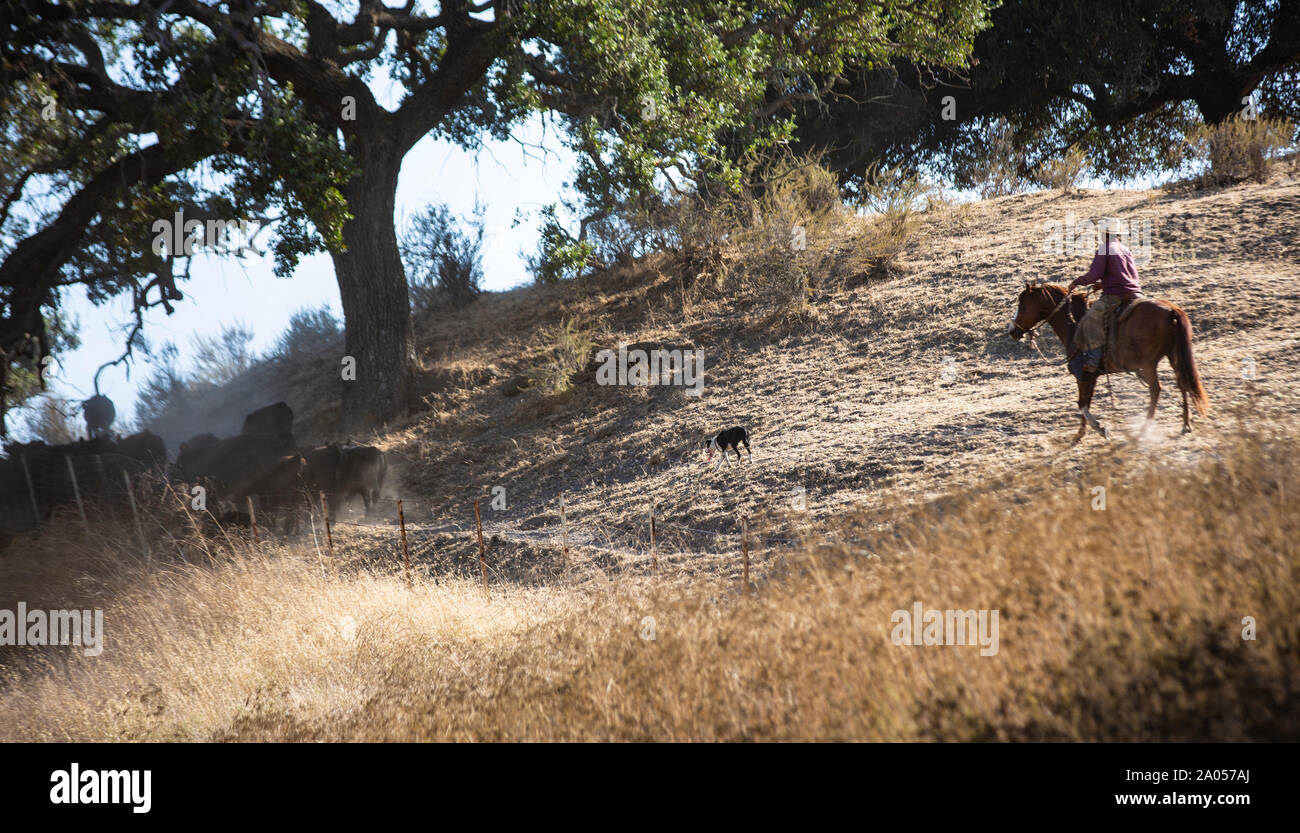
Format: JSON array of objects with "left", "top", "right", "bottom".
[
  {"left": 1007, "top": 213, "right": 1209, "bottom": 441},
  {"left": 1066, "top": 217, "right": 1142, "bottom": 379}
]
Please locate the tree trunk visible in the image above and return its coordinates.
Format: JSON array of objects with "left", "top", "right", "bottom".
[
  {"left": 1195, "top": 74, "right": 1254, "bottom": 124},
  {"left": 334, "top": 140, "right": 413, "bottom": 435}
]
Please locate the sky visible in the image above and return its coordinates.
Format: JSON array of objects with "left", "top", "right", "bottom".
[{"left": 31, "top": 117, "right": 579, "bottom": 435}]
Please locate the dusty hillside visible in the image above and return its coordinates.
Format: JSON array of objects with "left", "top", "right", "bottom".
[
  {"left": 345, "top": 164, "right": 1300, "bottom": 577},
  {"left": 2, "top": 164, "right": 1297, "bottom": 742}
]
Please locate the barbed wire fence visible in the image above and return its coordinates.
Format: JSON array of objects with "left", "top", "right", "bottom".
[{"left": 8, "top": 442, "right": 874, "bottom": 597}]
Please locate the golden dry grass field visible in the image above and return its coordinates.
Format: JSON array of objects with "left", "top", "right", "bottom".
[{"left": 2, "top": 163, "right": 1298, "bottom": 741}]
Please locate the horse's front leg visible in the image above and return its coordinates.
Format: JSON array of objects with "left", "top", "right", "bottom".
[
  {"left": 1072, "top": 377, "right": 1091, "bottom": 444},
  {"left": 1075, "top": 374, "right": 1108, "bottom": 441}
]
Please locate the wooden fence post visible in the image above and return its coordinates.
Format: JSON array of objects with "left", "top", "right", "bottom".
[
  {"left": 64, "top": 456, "right": 90, "bottom": 535},
  {"left": 474, "top": 499, "right": 488, "bottom": 593},
  {"left": 398, "top": 499, "right": 412, "bottom": 589},
  {"left": 123, "top": 471, "right": 150, "bottom": 561},
  {"left": 320, "top": 491, "right": 335, "bottom": 559},
  {"left": 741, "top": 515, "right": 750, "bottom": 596},
  {"left": 560, "top": 494, "right": 568, "bottom": 570},
  {"left": 18, "top": 454, "right": 39, "bottom": 528},
  {"left": 649, "top": 501, "right": 658, "bottom": 575},
  {"left": 246, "top": 495, "right": 259, "bottom": 546}
]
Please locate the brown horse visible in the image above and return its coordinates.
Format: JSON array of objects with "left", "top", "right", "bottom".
[{"left": 1006, "top": 283, "right": 1209, "bottom": 441}]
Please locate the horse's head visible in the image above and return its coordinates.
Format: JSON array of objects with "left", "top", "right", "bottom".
[{"left": 1006, "top": 281, "right": 1063, "bottom": 341}]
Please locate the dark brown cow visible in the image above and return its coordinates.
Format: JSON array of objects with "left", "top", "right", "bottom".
[
  {"left": 172, "top": 431, "right": 297, "bottom": 501},
  {"left": 116, "top": 430, "right": 167, "bottom": 466},
  {"left": 301, "top": 443, "right": 386, "bottom": 518},
  {"left": 175, "top": 433, "right": 220, "bottom": 474},
  {"left": 0, "top": 439, "right": 145, "bottom": 531},
  {"left": 241, "top": 402, "right": 293, "bottom": 436},
  {"left": 336, "top": 444, "right": 386, "bottom": 517},
  {"left": 233, "top": 453, "right": 308, "bottom": 535},
  {"left": 302, "top": 445, "right": 342, "bottom": 500}
]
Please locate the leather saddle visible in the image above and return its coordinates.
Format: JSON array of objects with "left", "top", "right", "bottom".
[{"left": 1103, "top": 292, "right": 1147, "bottom": 372}]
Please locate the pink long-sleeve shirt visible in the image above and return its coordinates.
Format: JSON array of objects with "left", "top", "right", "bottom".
[{"left": 1072, "top": 239, "right": 1141, "bottom": 296}]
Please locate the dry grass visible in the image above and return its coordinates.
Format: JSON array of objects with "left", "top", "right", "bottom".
[
  {"left": 2, "top": 419, "right": 1294, "bottom": 741},
  {"left": 526, "top": 317, "right": 596, "bottom": 396}
]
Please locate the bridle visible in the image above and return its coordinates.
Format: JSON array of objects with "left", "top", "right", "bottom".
[{"left": 1015, "top": 285, "right": 1084, "bottom": 362}]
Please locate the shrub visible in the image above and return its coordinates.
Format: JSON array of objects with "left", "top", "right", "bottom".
[
  {"left": 855, "top": 163, "right": 939, "bottom": 276},
  {"left": 400, "top": 203, "right": 485, "bottom": 307},
  {"left": 1035, "top": 147, "right": 1090, "bottom": 193},
  {"left": 527, "top": 318, "right": 594, "bottom": 396},
  {"left": 1184, "top": 116, "right": 1296, "bottom": 186},
  {"left": 187, "top": 324, "right": 254, "bottom": 389},
  {"left": 27, "top": 395, "right": 79, "bottom": 444},
  {"left": 526, "top": 205, "right": 596, "bottom": 285},
  {"left": 272, "top": 306, "right": 341, "bottom": 360},
  {"left": 650, "top": 151, "right": 847, "bottom": 314},
  {"left": 965, "top": 117, "right": 1030, "bottom": 198}
]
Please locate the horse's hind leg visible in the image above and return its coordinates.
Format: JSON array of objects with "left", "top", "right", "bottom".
[
  {"left": 1141, "top": 362, "right": 1161, "bottom": 423},
  {"left": 1168, "top": 350, "right": 1192, "bottom": 433}
]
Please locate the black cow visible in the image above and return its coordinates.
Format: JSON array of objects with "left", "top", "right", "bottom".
[
  {"left": 336, "top": 444, "right": 386, "bottom": 517},
  {"left": 172, "top": 431, "right": 297, "bottom": 502},
  {"left": 301, "top": 443, "right": 386, "bottom": 518},
  {"left": 116, "top": 430, "right": 167, "bottom": 466},
  {"left": 83, "top": 394, "right": 116, "bottom": 438},
  {"left": 233, "top": 453, "right": 308, "bottom": 535},
  {"left": 175, "top": 433, "right": 220, "bottom": 473},
  {"left": 0, "top": 439, "right": 146, "bottom": 531},
  {"left": 241, "top": 402, "right": 293, "bottom": 436},
  {"left": 302, "top": 445, "right": 342, "bottom": 499}
]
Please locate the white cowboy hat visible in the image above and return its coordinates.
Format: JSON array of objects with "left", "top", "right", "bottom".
[{"left": 1098, "top": 217, "right": 1130, "bottom": 237}]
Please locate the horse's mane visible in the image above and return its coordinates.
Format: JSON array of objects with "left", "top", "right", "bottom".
[
  {"left": 1025, "top": 281, "right": 1069, "bottom": 297},
  {"left": 1023, "top": 281, "right": 1087, "bottom": 321}
]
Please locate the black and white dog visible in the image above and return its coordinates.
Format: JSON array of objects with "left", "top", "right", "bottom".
[{"left": 702, "top": 426, "right": 752, "bottom": 471}]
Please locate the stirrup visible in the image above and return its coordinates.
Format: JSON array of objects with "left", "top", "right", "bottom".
[{"left": 1068, "top": 353, "right": 1089, "bottom": 380}]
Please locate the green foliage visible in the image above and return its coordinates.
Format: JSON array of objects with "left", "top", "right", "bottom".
[
  {"left": 2, "top": 309, "right": 81, "bottom": 414},
  {"left": 527, "top": 205, "right": 597, "bottom": 284},
  {"left": 790, "top": 1, "right": 1300, "bottom": 194},
  {"left": 514, "top": 0, "right": 994, "bottom": 264}
]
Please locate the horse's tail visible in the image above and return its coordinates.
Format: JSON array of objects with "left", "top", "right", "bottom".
[{"left": 1170, "top": 306, "right": 1209, "bottom": 417}]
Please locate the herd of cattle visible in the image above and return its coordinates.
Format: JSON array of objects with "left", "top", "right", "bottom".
[{"left": 0, "top": 401, "right": 386, "bottom": 537}]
